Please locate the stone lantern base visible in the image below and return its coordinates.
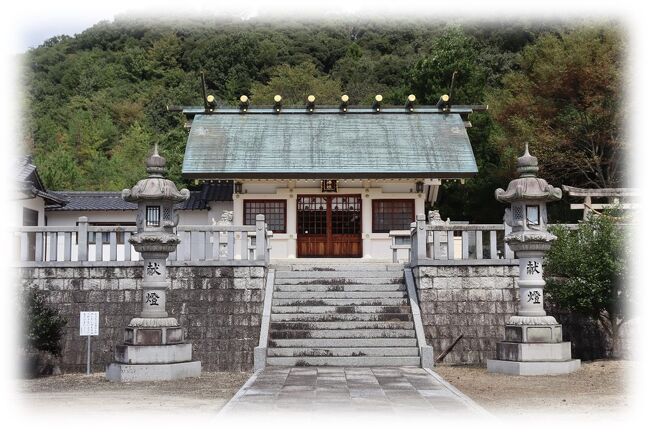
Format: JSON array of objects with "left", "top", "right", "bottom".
[
  {"left": 106, "top": 318, "right": 201, "bottom": 382},
  {"left": 487, "top": 317, "right": 580, "bottom": 375}
]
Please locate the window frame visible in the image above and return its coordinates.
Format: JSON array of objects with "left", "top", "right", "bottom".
[
  {"left": 243, "top": 199, "right": 287, "bottom": 233},
  {"left": 372, "top": 199, "right": 415, "bottom": 233}
]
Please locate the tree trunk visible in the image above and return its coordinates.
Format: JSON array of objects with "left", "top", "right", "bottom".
[{"left": 598, "top": 310, "right": 625, "bottom": 358}]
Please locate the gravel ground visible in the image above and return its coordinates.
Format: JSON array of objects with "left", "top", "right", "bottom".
[
  {"left": 17, "top": 371, "right": 250, "bottom": 415},
  {"left": 434, "top": 359, "right": 632, "bottom": 417}
]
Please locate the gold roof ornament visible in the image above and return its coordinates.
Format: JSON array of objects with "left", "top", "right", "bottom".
[
  {"left": 436, "top": 94, "right": 450, "bottom": 111},
  {"left": 306, "top": 95, "right": 316, "bottom": 112},
  {"left": 239, "top": 95, "right": 249, "bottom": 112},
  {"left": 406, "top": 94, "right": 416, "bottom": 112},
  {"left": 372, "top": 94, "right": 382, "bottom": 112},
  {"left": 206, "top": 94, "right": 216, "bottom": 111},
  {"left": 340, "top": 95, "right": 349, "bottom": 112}
]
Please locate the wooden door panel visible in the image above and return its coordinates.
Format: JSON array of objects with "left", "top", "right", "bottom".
[
  {"left": 297, "top": 195, "right": 362, "bottom": 258},
  {"left": 297, "top": 236, "right": 327, "bottom": 258},
  {"left": 330, "top": 237, "right": 362, "bottom": 258}
]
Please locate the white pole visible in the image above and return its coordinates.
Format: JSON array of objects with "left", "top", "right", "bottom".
[{"left": 86, "top": 335, "right": 91, "bottom": 375}]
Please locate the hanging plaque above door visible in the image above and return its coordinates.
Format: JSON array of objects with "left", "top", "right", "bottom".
[{"left": 321, "top": 180, "right": 338, "bottom": 193}]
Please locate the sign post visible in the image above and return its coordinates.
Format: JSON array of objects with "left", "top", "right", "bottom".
[{"left": 80, "top": 311, "right": 99, "bottom": 375}]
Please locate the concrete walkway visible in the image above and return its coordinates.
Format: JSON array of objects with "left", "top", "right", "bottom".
[{"left": 220, "top": 367, "right": 490, "bottom": 417}]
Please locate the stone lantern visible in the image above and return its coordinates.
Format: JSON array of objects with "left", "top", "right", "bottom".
[
  {"left": 487, "top": 144, "right": 580, "bottom": 375},
  {"left": 106, "top": 145, "right": 201, "bottom": 382}
]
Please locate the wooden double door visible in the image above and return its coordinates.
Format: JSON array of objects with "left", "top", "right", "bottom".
[{"left": 297, "top": 195, "right": 362, "bottom": 258}]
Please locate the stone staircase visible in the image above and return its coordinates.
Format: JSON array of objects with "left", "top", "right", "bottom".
[{"left": 266, "top": 263, "right": 421, "bottom": 367}]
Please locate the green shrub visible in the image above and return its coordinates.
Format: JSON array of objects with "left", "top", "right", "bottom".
[
  {"left": 545, "top": 213, "right": 630, "bottom": 357},
  {"left": 23, "top": 284, "right": 67, "bottom": 356}
]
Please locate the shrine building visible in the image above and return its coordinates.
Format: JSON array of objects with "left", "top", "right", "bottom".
[{"left": 174, "top": 95, "right": 481, "bottom": 260}]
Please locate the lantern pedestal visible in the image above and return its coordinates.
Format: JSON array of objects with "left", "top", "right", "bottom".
[
  {"left": 487, "top": 358, "right": 581, "bottom": 376},
  {"left": 487, "top": 320, "right": 580, "bottom": 375},
  {"left": 106, "top": 360, "right": 202, "bottom": 382},
  {"left": 107, "top": 317, "right": 201, "bottom": 382}
]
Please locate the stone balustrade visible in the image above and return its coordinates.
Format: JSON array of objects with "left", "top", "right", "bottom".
[
  {"left": 389, "top": 215, "right": 579, "bottom": 265},
  {"left": 14, "top": 215, "right": 272, "bottom": 265}
]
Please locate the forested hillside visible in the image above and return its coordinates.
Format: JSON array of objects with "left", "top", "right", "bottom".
[{"left": 21, "top": 17, "right": 624, "bottom": 222}]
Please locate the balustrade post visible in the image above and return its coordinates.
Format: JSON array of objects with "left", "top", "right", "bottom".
[
  {"left": 255, "top": 214, "right": 267, "bottom": 263},
  {"left": 504, "top": 223, "right": 514, "bottom": 258},
  {"left": 475, "top": 231, "right": 483, "bottom": 259},
  {"left": 77, "top": 217, "right": 88, "bottom": 261},
  {"left": 409, "top": 222, "right": 417, "bottom": 264},
  {"left": 20, "top": 232, "right": 29, "bottom": 261},
  {"left": 416, "top": 214, "right": 427, "bottom": 260}
]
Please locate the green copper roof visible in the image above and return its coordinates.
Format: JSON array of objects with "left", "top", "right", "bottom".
[{"left": 182, "top": 112, "right": 478, "bottom": 179}]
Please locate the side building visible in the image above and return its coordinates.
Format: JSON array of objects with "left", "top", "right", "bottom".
[{"left": 41, "top": 182, "right": 233, "bottom": 261}]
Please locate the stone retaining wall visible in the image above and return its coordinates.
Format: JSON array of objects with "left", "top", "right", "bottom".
[
  {"left": 412, "top": 263, "right": 627, "bottom": 364},
  {"left": 412, "top": 263, "right": 520, "bottom": 365},
  {"left": 19, "top": 264, "right": 266, "bottom": 372}
]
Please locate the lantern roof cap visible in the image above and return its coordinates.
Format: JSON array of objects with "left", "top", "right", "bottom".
[
  {"left": 517, "top": 143, "right": 539, "bottom": 178},
  {"left": 495, "top": 144, "right": 561, "bottom": 204},
  {"left": 122, "top": 145, "right": 189, "bottom": 203},
  {"left": 146, "top": 143, "right": 167, "bottom": 177}
]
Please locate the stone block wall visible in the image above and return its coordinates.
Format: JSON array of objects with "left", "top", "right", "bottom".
[
  {"left": 18, "top": 264, "right": 266, "bottom": 372},
  {"left": 412, "top": 264, "right": 519, "bottom": 365}
]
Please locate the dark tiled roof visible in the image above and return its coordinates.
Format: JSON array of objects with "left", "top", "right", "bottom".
[
  {"left": 16, "top": 155, "right": 68, "bottom": 207},
  {"left": 51, "top": 192, "right": 137, "bottom": 211},
  {"left": 50, "top": 182, "right": 233, "bottom": 212},
  {"left": 17, "top": 155, "right": 38, "bottom": 184},
  {"left": 178, "top": 181, "right": 233, "bottom": 210}
]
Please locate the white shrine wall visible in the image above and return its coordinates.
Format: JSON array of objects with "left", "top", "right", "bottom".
[{"left": 232, "top": 179, "right": 432, "bottom": 260}]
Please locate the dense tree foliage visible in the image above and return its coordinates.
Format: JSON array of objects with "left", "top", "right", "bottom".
[
  {"left": 489, "top": 28, "right": 625, "bottom": 190},
  {"left": 21, "top": 17, "right": 623, "bottom": 222},
  {"left": 545, "top": 214, "right": 631, "bottom": 357},
  {"left": 251, "top": 62, "right": 343, "bottom": 104}
]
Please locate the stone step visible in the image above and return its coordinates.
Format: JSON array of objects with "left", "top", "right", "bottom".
[
  {"left": 274, "top": 277, "right": 403, "bottom": 285},
  {"left": 270, "top": 338, "right": 417, "bottom": 348},
  {"left": 275, "top": 284, "right": 405, "bottom": 292},
  {"left": 272, "top": 263, "right": 403, "bottom": 272},
  {"left": 275, "top": 270, "right": 404, "bottom": 279},
  {"left": 272, "top": 298, "right": 408, "bottom": 307},
  {"left": 269, "top": 328, "right": 416, "bottom": 339},
  {"left": 271, "top": 313, "right": 412, "bottom": 322},
  {"left": 265, "top": 356, "right": 421, "bottom": 367},
  {"left": 271, "top": 305, "right": 411, "bottom": 314},
  {"left": 270, "top": 321, "right": 414, "bottom": 330},
  {"left": 267, "top": 347, "right": 420, "bottom": 357},
  {"left": 273, "top": 290, "right": 407, "bottom": 299}
]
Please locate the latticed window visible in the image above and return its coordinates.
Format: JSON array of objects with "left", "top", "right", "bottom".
[
  {"left": 372, "top": 199, "right": 415, "bottom": 233},
  {"left": 297, "top": 196, "right": 327, "bottom": 235},
  {"left": 146, "top": 206, "right": 160, "bottom": 227},
  {"left": 331, "top": 196, "right": 361, "bottom": 234},
  {"left": 244, "top": 200, "right": 286, "bottom": 233},
  {"left": 163, "top": 206, "right": 171, "bottom": 222}
]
